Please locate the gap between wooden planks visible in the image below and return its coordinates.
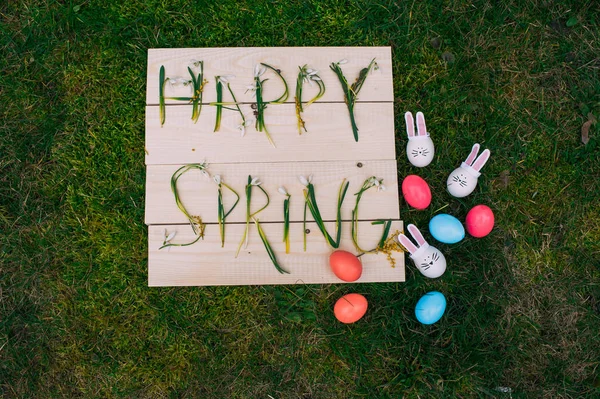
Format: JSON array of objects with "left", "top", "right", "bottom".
[
  {"left": 149, "top": 221, "right": 404, "bottom": 286},
  {"left": 146, "top": 160, "right": 399, "bottom": 225},
  {"left": 145, "top": 102, "right": 395, "bottom": 165},
  {"left": 146, "top": 47, "right": 393, "bottom": 105}
]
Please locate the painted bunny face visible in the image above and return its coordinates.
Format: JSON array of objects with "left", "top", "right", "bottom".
[
  {"left": 447, "top": 143, "right": 490, "bottom": 198},
  {"left": 397, "top": 224, "right": 446, "bottom": 279},
  {"left": 405, "top": 111, "right": 434, "bottom": 167}
]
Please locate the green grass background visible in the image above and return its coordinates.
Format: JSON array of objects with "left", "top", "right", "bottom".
[{"left": 1, "top": 0, "right": 599, "bottom": 397}]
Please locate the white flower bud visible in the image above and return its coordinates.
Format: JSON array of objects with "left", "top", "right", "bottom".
[{"left": 250, "top": 177, "right": 261, "bottom": 186}]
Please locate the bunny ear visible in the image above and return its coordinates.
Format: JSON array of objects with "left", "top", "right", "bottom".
[
  {"left": 405, "top": 112, "right": 415, "bottom": 137},
  {"left": 465, "top": 143, "right": 481, "bottom": 166},
  {"left": 472, "top": 149, "right": 490, "bottom": 171},
  {"left": 416, "top": 112, "right": 427, "bottom": 136},
  {"left": 397, "top": 234, "right": 418, "bottom": 255},
  {"left": 407, "top": 224, "right": 427, "bottom": 247}
]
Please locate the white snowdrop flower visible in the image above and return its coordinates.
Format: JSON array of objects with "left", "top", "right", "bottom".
[
  {"left": 298, "top": 175, "right": 309, "bottom": 186},
  {"left": 164, "top": 230, "right": 177, "bottom": 243},
  {"left": 201, "top": 169, "right": 211, "bottom": 179},
  {"left": 245, "top": 84, "right": 257, "bottom": 98},
  {"left": 278, "top": 186, "right": 289, "bottom": 196},
  {"left": 306, "top": 68, "right": 318, "bottom": 76},
  {"left": 254, "top": 64, "right": 266, "bottom": 77},
  {"left": 298, "top": 174, "right": 313, "bottom": 186},
  {"left": 176, "top": 77, "right": 192, "bottom": 87},
  {"left": 378, "top": 184, "right": 387, "bottom": 192},
  {"left": 238, "top": 118, "right": 255, "bottom": 137},
  {"left": 218, "top": 75, "right": 235, "bottom": 84},
  {"left": 238, "top": 124, "right": 246, "bottom": 137},
  {"left": 168, "top": 77, "right": 185, "bottom": 87},
  {"left": 310, "top": 75, "right": 322, "bottom": 81},
  {"left": 250, "top": 177, "right": 262, "bottom": 186},
  {"left": 337, "top": 59, "right": 348, "bottom": 65},
  {"left": 213, "top": 175, "right": 221, "bottom": 185}
]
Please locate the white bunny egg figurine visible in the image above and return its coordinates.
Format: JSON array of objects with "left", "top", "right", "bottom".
[
  {"left": 405, "top": 111, "right": 434, "bottom": 167},
  {"left": 397, "top": 224, "right": 446, "bottom": 278},
  {"left": 447, "top": 143, "right": 491, "bottom": 198}
]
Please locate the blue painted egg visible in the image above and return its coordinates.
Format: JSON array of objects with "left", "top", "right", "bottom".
[
  {"left": 415, "top": 291, "right": 447, "bottom": 325},
  {"left": 429, "top": 214, "right": 465, "bottom": 244}
]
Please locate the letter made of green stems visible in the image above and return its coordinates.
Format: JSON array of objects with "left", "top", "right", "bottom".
[
  {"left": 159, "top": 60, "right": 208, "bottom": 126},
  {"left": 247, "top": 63, "right": 289, "bottom": 148},
  {"left": 160, "top": 163, "right": 210, "bottom": 250},
  {"left": 329, "top": 58, "right": 378, "bottom": 142},
  {"left": 237, "top": 175, "right": 288, "bottom": 274}
]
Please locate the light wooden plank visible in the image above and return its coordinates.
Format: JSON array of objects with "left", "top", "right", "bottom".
[
  {"left": 145, "top": 102, "right": 396, "bottom": 165},
  {"left": 146, "top": 47, "right": 393, "bottom": 105},
  {"left": 148, "top": 221, "right": 404, "bottom": 286},
  {"left": 145, "top": 160, "right": 399, "bottom": 225}
]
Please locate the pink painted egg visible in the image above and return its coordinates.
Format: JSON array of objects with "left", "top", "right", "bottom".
[
  {"left": 334, "top": 293, "right": 368, "bottom": 324},
  {"left": 329, "top": 250, "right": 362, "bottom": 282},
  {"left": 402, "top": 175, "right": 432, "bottom": 210},
  {"left": 465, "top": 205, "right": 495, "bottom": 237}
]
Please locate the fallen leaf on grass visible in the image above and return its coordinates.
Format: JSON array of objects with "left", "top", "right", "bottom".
[
  {"left": 430, "top": 37, "right": 441, "bottom": 49},
  {"left": 441, "top": 51, "right": 455, "bottom": 64},
  {"left": 498, "top": 170, "right": 510, "bottom": 189},
  {"left": 581, "top": 113, "right": 597, "bottom": 145}
]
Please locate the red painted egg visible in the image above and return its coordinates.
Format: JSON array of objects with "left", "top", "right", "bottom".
[
  {"left": 329, "top": 250, "right": 362, "bottom": 282},
  {"left": 402, "top": 175, "right": 432, "bottom": 210},
  {"left": 465, "top": 205, "right": 495, "bottom": 237},
  {"left": 334, "top": 293, "right": 368, "bottom": 324}
]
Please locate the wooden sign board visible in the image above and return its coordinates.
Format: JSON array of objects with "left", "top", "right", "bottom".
[{"left": 145, "top": 47, "right": 404, "bottom": 286}]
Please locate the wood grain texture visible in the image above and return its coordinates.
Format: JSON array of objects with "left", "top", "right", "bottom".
[
  {"left": 148, "top": 221, "right": 404, "bottom": 286},
  {"left": 146, "top": 47, "right": 392, "bottom": 105},
  {"left": 145, "top": 102, "right": 396, "bottom": 165},
  {"left": 145, "top": 160, "right": 400, "bottom": 225}
]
